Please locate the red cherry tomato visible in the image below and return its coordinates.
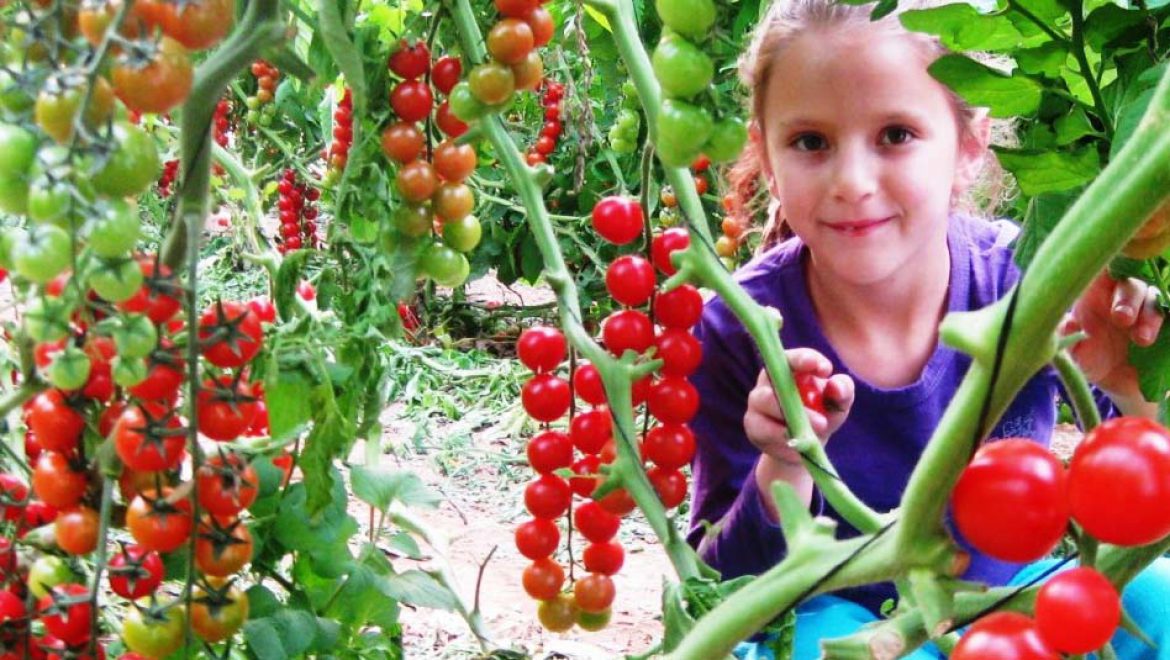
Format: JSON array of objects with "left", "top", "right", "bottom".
[
  {"left": 515, "top": 518, "right": 559, "bottom": 560},
  {"left": 951, "top": 612, "right": 1058, "bottom": 660},
  {"left": 1035, "top": 567, "right": 1120, "bottom": 654},
  {"left": 526, "top": 430, "right": 573, "bottom": 474},
  {"left": 573, "top": 363, "right": 606, "bottom": 406},
  {"left": 431, "top": 56, "right": 462, "bottom": 95},
  {"left": 388, "top": 40, "right": 430, "bottom": 80},
  {"left": 574, "top": 501, "right": 620, "bottom": 542},
  {"left": 651, "top": 228, "right": 690, "bottom": 275},
  {"left": 591, "top": 197, "right": 643, "bottom": 245},
  {"left": 605, "top": 255, "right": 655, "bottom": 307},
  {"left": 521, "top": 374, "right": 571, "bottom": 422},
  {"left": 654, "top": 284, "right": 703, "bottom": 329},
  {"left": 602, "top": 310, "right": 653, "bottom": 357},
  {"left": 517, "top": 326, "right": 565, "bottom": 372}
]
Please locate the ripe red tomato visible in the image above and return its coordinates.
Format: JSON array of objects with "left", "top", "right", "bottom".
[
  {"left": 606, "top": 255, "right": 655, "bottom": 307},
  {"left": 569, "top": 409, "right": 612, "bottom": 455},
  {"left": 189, "top": 582, "right": 248, "bottom": 642},
  {"left": 196, "top": 378, "right": 258, "bottom": 442},
  {"left": 25, "top": 389, "right": 84, "bottom": 453},
  {"left": 196, "top": 453, "right": 259, "bottom": 517},
  {"left": 570, "top": 455, "right": 601, "bottom": 497},
  {"left": 0, "top": 473, "right": 28, "bottom": 523},
  {"left": 390, "top": 80, "right": 433, "bottom": 123},
  {"left": 522, "top": 557, "right": 564, "bottom": 600},
  {"left": 160, "top": 0, "right": 234, "bottom": 51},
  {"left": 107, "top": 545, "right": 164, "bottom": 600},
  {"left": 396, "top": 160, "right": 438, "bottom": 203},
  {"left": 515, "top": 518, "right": 559, "bottom": 560},
  {"left": 951, "top": 439, "right": 1068, "bottom": 562},
  {"left": 431, "top": 56, "right": 462, "bottom": 95},
  {"left": 38, "top": 583, "right": 92, "bottom": 645},
  {"left": 1068, "top": 416, "right": 1170, "bottom": 546},
  {"left": 654, "top": 329, "right": 702, "bottom": 377},
  {"left": 597, "top": 488, "right": 637, "bottom": 516},
  {"left": 247, "top": 297, "right": 277, "bottom": 324},
  {"left": 487, "top": 19, "right": 535, "bottom": 65},
  {"left": 388, "top": 40, "right": 431, "bottom": 80},
  {"left": 31, "top": 452, "right": 88, "bottom": 510},
  {"left": 583, "top": 540, "right": 624, "bottom": 576},
  {"left": 0, "top": 590, "right": 24, "bottom": 627},
  {"left": 495, "top": 0, "right": 537, "bottom": 18},
  {"left": 128, "top": 349, "right": 185, "bottom": 402},
  {"left": 517, "top": 326, "right": 565, "bottom": 372},
  {"left": 573, "top": 573, "right": 615, "bottom": 613},
  {"left": 521, "top": 373, "right": 571, "bottom": 422},
  {"left": 648, "top": 466, "right": 688, "bottom": 508},
  {"left": 1035, "top": 567, "right": 1119, "bottom": 654},
  {"left": 591, "top": 197, "right": 643, "bottom": 245},
  {"left": 194, "top": 519, "right": 253, "bottom": 576},
  {"left": 433, "top": 140, "right": 477, "bottom": 182},
  {"left": 573, "top": 363, "right": 606, "bottom": 406},
  {"left": 648, "top": 377, "right": 699, "bottom": 424},
  {"left": 602, "top": 309, "right": 653, "bottom": 356},
  {"left": 117, "top": 259, "right": 182, "bottom": 324},
  {"left": 380, "top": 122, "right": 425, "bottom": 164},
  {"left": 574, "top": 501, "right": 620, "bottom": 542},
  {"left": 199, "top": 301, "right": 263, "bottom": 368},
  {"left": 651, "top": 228, "right": 691, "bottom": 275},
  {"left": 524, "top": 474, "right": 571, "bottom": 519},
  {"left": 951, "top": 612, "right": 1058, "bottom": 660},
  {"left": 435, "top": 100, "right": 468, "bottom": 138},
  {"left": 126, "top": 490, "right": 193, "bottom": 553},
  {"left": 643, "top": 424, "right": 696, "bottom": 470},
  {"left": 113, "top": 404, "right": 185, "bottom": 472},
  {"left": 111, "top": 37, "right": 193, "bottom": 114},
  {"left": 297, "top": 281, "right": 317, "bottom": 301},
  {"left": 795, "top": 373, "right": 825, "bottom": 414},
  {"left": 54, "top": 507, "right": 98, "bottom": 555},
  {"left": 524, "top": 6, "right": 555, "bottom": 47},
  {"left": 526, "top": 430, "right": 573, "bottom": 474}
]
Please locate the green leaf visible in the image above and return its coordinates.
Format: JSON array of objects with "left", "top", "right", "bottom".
[
  {"left": 1131, "top": 317, "right": 1170, "bottom": 402},
  {"left": 1084, "top": 4, "right": 1145, "bottom": 51},
  {"left": 271, "top": 609, "right": 318, "bottom": 656},
  {"left": 1015, "top": 189, "right": 1081, "bottom": 270},
  {"left": 520, "top": 232, "right": 544, "bottom": 283},
  {"left": 244, "top": 618, "right": 288, "bottom": 660},
  {"left": 1111, "top": 64, "right": 1168, "bottom": 158},
  {"left": 351, "top": 465, "right": 442, "bottom": 512},
  {"left": 246, "top": 584, "right": 284, "bottom": 619},
  {"left": 301, "top": 408, "right": 354, "bottom": 514},
  {"left": 661, "top": 580, "right": 697, "bottom": 652},
  {"left": 929, "top": 55, "right": 1045, "bottom": 117},
  {"left": 265, "top": 368, "right": 314, "bottom": 442},
  {"left": 387, "top": 532, "right": 424, "bottom": 559},
  {"left": 329, "top": 564, "right": 401, "bottom": 629},
  {"left": 1015, "top": 42, "right": 1068, "bottom": 79},
  {"left": 900, "top": 5, "right": 1025, "bottom": 51},
  {"left": 274, "top": 478, "right": 356, "bottom": 552},
  {"left": 274, "top": 249, "right": 311, "bottom": 322},
  {"left": 1054, "top": 107, "right": 1097, "bottom": 145},
  {"left": 583, "top": 4, "right": 611, "bottom": 31},
  {"left": 994, "top": 147, "right": 1101, "bottom": 195},
  {"left": 317, "top": 0, "right": 368, "bottom": 113},
  {"left": 380, "top": 569, "right": 459, "bottom": 611},
  {"left": 311, "top": 617, "right": 343, "bottom": 653}
]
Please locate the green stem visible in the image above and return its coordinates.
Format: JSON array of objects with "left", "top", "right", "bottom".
[
  {"left": 86, "top": 479, "right": 114, "bottom": 658},
  {"left": 1005, "top": 0, "right": 1070, "bottom": 43},
  {"left": 1054, "top": 349, "right": 1101, "bottom": 431},
  {"left": 897, "top": 62, "right": 1170, "bottom": 553},
  {"left": 444, "top": 0, "right": 703, "bottom": 582},
  {"left": 1070, "top": 0, "right": 1114, "bottom": 138},
  {"left": 212, "top": 142, "right": 276, "bottom": 262}
]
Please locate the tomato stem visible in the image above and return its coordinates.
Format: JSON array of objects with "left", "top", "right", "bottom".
[{"left": 1054, "top": 349, "right": 1102, "bottom": 431}]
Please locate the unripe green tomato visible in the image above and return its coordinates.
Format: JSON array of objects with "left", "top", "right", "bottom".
[
  {"left": 394, "top": 203, "right": 433, "bottom": 238},
  {"left": 24, "top": 296, "right": 71, "bottom": 343},
  {"left": 576, "top": 607, "right": 612, "bottom": 632},
  {"left": 88, "top": 257, "right": 143, "bottom": 302},
  {"left": 112, "top": 355, "right": 148, "bottom": 388},
  {"left": 0, "top": 228, "right": 16, "bottom": 269},
  {"left": 122, "top": 600, "right": 185, "bottom": 658},
  {"left": 651, "top": 33, "right": 713, "bottom": 100},
  {"left": 246, "top": 110, "right": 259, "bottom": 123},
  {"left": 0, "top": 123, "right": 37, "bottom": 179},
  {"left": 28, "top": 556, "right": 74, "bottom": 599},
  {"left": 245, "top": 96, "right": 260, "bottom": 110},
  {"left": 87, "top": 198, "right": 140, "bottom": 257},
  {"left": 0, "top": 175, "right": 28, "bottom": 215},
  {"left": 720, "top": 256, "right": 737, "bottom": 271},
  {"left": 112, "top": 313, "right": 158, "bottom": 359},
  {"left": 26, "top": 174, "right": 73, "bottom": 225},
  {"left": 442, "top": 215, "right": 482, "bottom": 253},
  {"left": 0, "top": 69, "right": 33, "bottom": 113},
  {"left": 449, "top": 82, "right": 487, "bottom": 123},
  {"left": 657, "top": 99, "right": 713, "bottom": 167},
  {"left": 656, "top": 0, "right": 716, "bottom": 40},
  {"left": 258, "top": 113, "right": 273, "bottom": 127},
  {"left": 704, "top": 117, "right": 749, "bottom": 164},
  {"left": 46, "top": 345, "right": 90, "bottom": 390},
  {"left": 659, "top": 209, "right": 679, "bottom": 227},
  {"left": 610, "top": 138, "right": 634, "bottom": 154},
  {"left": 14, "top": 224, "right": 71, "bottom": 284},
  {"left": 421, "top": 242, "right": 470, "bottom": 288},
  {"left": 93, "top": 122, "right": 161, "bottom": 198}
]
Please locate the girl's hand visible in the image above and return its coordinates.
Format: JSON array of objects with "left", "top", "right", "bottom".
[
  {"left": 744, "top": 348, "right": 854, "bottom": 466},
  {"left": 1063, "top": 272, "right": 1164, "bottom": 401}
]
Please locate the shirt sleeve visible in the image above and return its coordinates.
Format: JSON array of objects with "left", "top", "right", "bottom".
[{"left": 687, "top": 300, "right": 790, "bottom": 580}]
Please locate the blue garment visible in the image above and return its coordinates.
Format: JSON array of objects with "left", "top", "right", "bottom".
[{"left": 734, "top": 558, "right": 1170, "bottom": 659}]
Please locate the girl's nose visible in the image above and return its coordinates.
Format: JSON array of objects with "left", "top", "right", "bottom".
[{"left": 829, "top": 146, "right": 877, "bottom": 204}]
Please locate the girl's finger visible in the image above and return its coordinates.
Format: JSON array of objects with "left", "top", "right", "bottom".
[
  {"left": 748, "top": 384, "right": 784, "bottom": 420},
  {"left": 1133, "top": 286, "right": 1164, "bottom": 346},
  {"left": 1111, "top": 278, "right": 1147, "bottom": 327},
  {"left": 823, "top": 374, "right": 855, "bottom": 413},
  {"left": 786, "top": 348, "right": 833, "bottom": 378}
]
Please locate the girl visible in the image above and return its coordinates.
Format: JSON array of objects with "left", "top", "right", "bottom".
[{"left": 686, "top": 0, "right": 1170, "bottom": 657}]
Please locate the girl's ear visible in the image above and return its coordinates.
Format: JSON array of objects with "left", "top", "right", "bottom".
[{"left": 954, "top": 108, "right": 991, "bottom": 195}]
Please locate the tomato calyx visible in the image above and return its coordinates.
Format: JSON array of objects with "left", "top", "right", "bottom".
[{"left": 107, "top": 543, "right": 163, "bottom": 599}]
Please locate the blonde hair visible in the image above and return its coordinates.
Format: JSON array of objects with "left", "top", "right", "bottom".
[{"left": 731, "top": 0, "right": 1012, "bottom": 251}]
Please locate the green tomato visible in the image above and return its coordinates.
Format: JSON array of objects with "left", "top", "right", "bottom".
[
  {"left": 0, "top": 69, "right": 34, "bottom": 113},
  {"left": 442, "top": 215, "right": 482, "bottom": 253},
  {"left": 394, "top": 203, "right": 433, "bottom": 238},
  {"left": 0, "top": 228, "right": 16, "bottom": 269},
  {"left": 111, "top": 313, "right": 158, "bottom": 359},
  {"left": 122, "top": 600, "right": 186, "bottom": 658},
  {"left": 449, "top": 82, "right": 487, "bottom": 123},
  {"left": 245, "top": 96, "right": 260, "bottom": 110},
  {"left": 657, "top": 99, "right": 713, "bottom": 167},
  {"left": 46, "top": 345, "right": 90, "bottom": 390},
  {"left": 469, "top": 62, "right": 515, "bottom": 107},
  {"left": 112, "top": 355, "right": 148, "bottom": 388},
  {"left": 704, "top": 116, "right": 749, "bottom": 164},
  {"left": 24, "top": 295, "right": 72, "bottom": 343},
  {"left": 656, "top": 0, "right": 716, "bottom": 40},
  {"left": 13, "top": 224, "right": 71, "bottom": 284},
  {"left": 576, "top": 607, "right": 612, "bottom": 632},
  {"left": 0, "top": 175, "right": 28, "bottom": 215},
  {"left": 246, "top": 110, "right": 259, "bottom": 123},
  {"left": 87, "top": 198, "right": 140, "bottom": 257},
  {"left": 28, "top": 556, "right": 74, "bottom": 599},
  {"left": 26, "top": 174, "right": 73, "bottom": 225},
  {"left": 421, "top": 242, "right": 470, "bottom": 288},
  {"left": 651, "top": 33, "right": 713, "bottom": 100},
  {"left": 0, "top": 123, "right": 37, "bottom": 179},
  {"left": 93, "top": 122, "right": 161, "bottom": 198},
  {"left": 610, "top": 137, "right": 635, "bottom": 154},
  {"left": 258, "top": 113, "right": 273, "bottom": 127},
  {"left": 88, "top": 257, "right": 143, "bottom": 302}
]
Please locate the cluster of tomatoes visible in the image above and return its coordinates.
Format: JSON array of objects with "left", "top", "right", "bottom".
[
  {"left": 382, "top": 42, "right": 481, "bottom": 289},
  {"left": 948, "top": 416, "right": 1170, "bottom": 656},
  {"left": 156, "top": 160, "right": 180, "bottom": 199},
  {"left": 323, "top": 88, "right": 354, "bottom": 181},
  {"left": 607, "top": 80, "right": 641, "bottom": 155},
  {"left": 523, "top": 80, "right": 564, "bottom": 166},
  {"left": 650, "top": 0, "right": 745, "bottom": 168},
  {"left": 213, "top": 99, "right": 231, "bottom": 149},
  {"left": 447, "top": 0, "right": 553, "bottom": 123},
  {"left": 244, "top": 60, "right": 281, "bottom": 127},
  {"left": 275, "top": 169, "right": 320, "bottom": 253}
]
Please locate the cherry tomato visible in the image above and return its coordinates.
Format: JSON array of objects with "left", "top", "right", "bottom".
[
  {"left": 602, "top": 309, "right": 653, "bottom": 357},
  {"left": 381, "top": 122, "right": 425, "bottom": 164},
  {"left": 113, "top": 403, "right": 185, "bottom": 472},
  {"left": 573, "top": 363, "right": 606, "bottom": 406},
  {"left": 433, "top": 140, "right": 477, "bottom": 182},
  {"left": 198, "top": 301, "right": 263, "bottom": 368},
  {"left": 524, "top": 474, "right": 571, "bottom": 519},
  {"left": 648, "top": 466, "right": 688, "bottom": 508},
  {"left": 517, "top": 326, "right": 565, "bottom": 372},
  {"left": 592, "top": 197, "right": 643, "bottom": 245},
  {"left": 522, "top": 558, "right": 564, "bottom": 601},
  {"left": 1068, "top": 416, "right": 1170, "bottom": 546},
  {"left": 25, "top": 389, "right": 84, "bottom": 454},
  {"left": 32, "top": 452, "right": 87, "bottom": 510},
  {"left": 570, "top": 409, "right": 612, "bottom": 455},
  {"left": 388, "top": 40, "right": 430, "bottom": 80},
  {"left": 247, "top": 297, "right": 277, "bottom": 324},
  {"left": 390, "top": 80, "right": 433, "bottom": 123},
  {"left": 54, "top": 507, "right": 98, "bottom": 555},
  {"left": 573, "top": 573, "right": 615, "bottom": 613},
  {"left": 651, "top": 228, "right": 690, "bottom": 275},
  {"left": 526, "top": 430, "right": 573, "bottom": 474},
  {"left": 396, "top": 160, "right": 438, "bottom": 203},
  {"left": 196, "top": 453, "right": 259, "bottom": 517},
  {"left": 515, "top": 518, "right": 559, "bottom": 560},
  {"left": 38, "top": 583, "right": 92, "bottom": 645},
  {"left": 536, "top": 593, "right": 576, "bottom": 632},
  {"left": 1035, "top": 567, "right": 1119, "bottom": 654},
  {"left": 606, "top": 255, "right": 655, "bottom": 307},
  {"left": 196, "top": 378, "right": 258, "bottom": 442},
  {"left": 469, "top": 62, "right": 515, "bottom": 106},
  {"left": 597, "top": 488, "right": 637, "bottom": 516},
  {"left": 570, "top": 455, "right": 602, "bottom": 498},
  {"left": 431, "top": 56, "right": 462, "bottom": 95},
  {"left": 435, "top": 99, "right": 469, "bottom": 138},
  {"left": 951, "top": 439, "right": 1069, "bottom": 562},
  {"left": 112, "top": 37, "right": 194, "bottom": 114},
  {"left": 643, "top": 424, "right": 696, "bottom": 470},
  {"left": 512, "top": 51, "right": 545, "bottom": 92},
  {"left": 583, "top": 540, "right": 624, "bottom": 576},
  {"left": 194, "top": 518, "right": 253, "bottom": 576},
  {"left": 190, "top": 582, "right": 248, "bottom": 642},
  {"left": 495, "top": 0, "right": 537, "bottom": 18},
  {"left": 524, "top": 6, "right": 555, "bottom": 47},
  {"left": 126, "top": 490, "right": 193, "bottom": 553},
  {"left": 795, "top": 372, "right": 825, "bottom": 414},
  {"left": 108, "top": 545, "right": 164, "bottom": 600},
  {"left": 121, "top": 599, "right": 184, "bottom": 657},
  {"left": 522, "top": 373, "right": 571, "bottom": 422},
  {"left": 951, "top": 612, "right": 1058, "bottom": 660},
  {"left": 487, "top": 19, "right": 535, "bottom": 65}
]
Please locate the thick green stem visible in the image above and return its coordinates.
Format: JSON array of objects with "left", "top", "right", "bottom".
[
  {"left": 1054, "top": 349, "right": 1101, "bottom": 431},
  {"left": 897, "top": 63, "right": 1170, "bottom": 554},
  {"left": 1070, "top": 0, "right": 1114, "bottom": 138},
  {"left": 444, "top": 0, "right": 703, "bottom": 582},
  {"left": 86, "top": 479, "right": 114, "bottom": 657},
  {"left": 159, "top": 0, "right": 285, "bottom": 270}
]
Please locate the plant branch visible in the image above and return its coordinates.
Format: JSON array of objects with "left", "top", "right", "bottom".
[
  {"left": 1053, "top": 348, "right": 1101, "bottom": 431},
  {"left": 1069, "top": 0, "right": 1114, "bottom": 138}
]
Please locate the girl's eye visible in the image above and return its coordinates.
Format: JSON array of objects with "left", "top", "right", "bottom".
[
  {"left": 880, "top": 126, "right": 915, "bottom": 145},
  {"left": 790, "top": 134, "right": 827, "bottom": 152}
]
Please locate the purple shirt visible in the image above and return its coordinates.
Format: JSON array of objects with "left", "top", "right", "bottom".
[{"left": 687, "top": 214, "right": 1104, "bottom": 614}]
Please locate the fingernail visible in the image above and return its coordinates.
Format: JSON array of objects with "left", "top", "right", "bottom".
[
  {"left": 1141, "top": 328, "right": 1156, "bottom": 344},
  {"left": 1115, "top": 305, "right": 1135, "bottom": 321}
]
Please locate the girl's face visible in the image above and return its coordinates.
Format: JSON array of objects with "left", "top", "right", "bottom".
[{"left": 758, "top": 29, "right": 987, "bottom": 286}]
